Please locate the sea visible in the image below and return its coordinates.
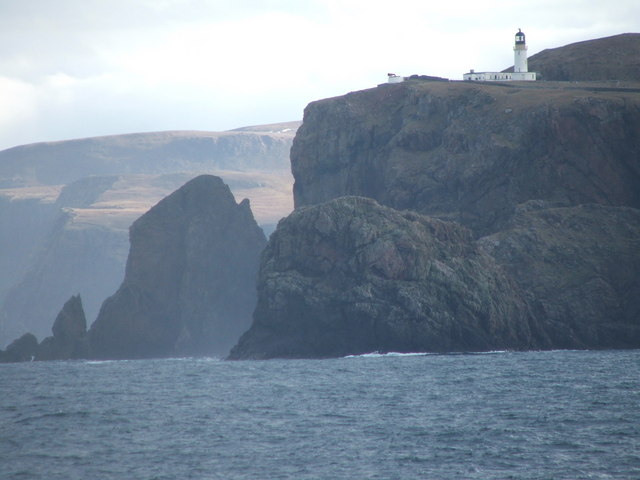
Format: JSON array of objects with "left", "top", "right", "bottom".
[{"left": 1, "top": 349, "right": 638, "bottom": 480}]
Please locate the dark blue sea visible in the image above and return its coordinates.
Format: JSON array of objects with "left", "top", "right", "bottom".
[{"left": 1, "top": 350, "right": 639, "bottom": 479}]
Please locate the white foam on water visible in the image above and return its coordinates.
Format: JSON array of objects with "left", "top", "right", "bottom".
[
  {"left": 344, "top": 350, "right": 511, "bottom": 359},
  {"left": 343, "top": 351, "right": 434, "bottom": 359}
]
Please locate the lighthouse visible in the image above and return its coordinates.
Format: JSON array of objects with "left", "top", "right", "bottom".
[
  {"left": 514, "top": 29, "right": 528, "bottom": 73},
  {"left": 463, "top": 29, "right": 537, "bottom": 81}
]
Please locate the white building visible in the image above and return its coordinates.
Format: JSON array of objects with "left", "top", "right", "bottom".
[
  {"left": 463, "top": 29, "right": 536, "bottom": 82},
  {"left": 387, "top": 73, "right": 405, "bottom": 84}
]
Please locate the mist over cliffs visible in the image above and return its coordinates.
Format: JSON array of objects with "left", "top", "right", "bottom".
[
  {"left": 0, "top": 295, "right": 88, "bottom": 363},
  {"left": 88, "top": 175, "right": 266, "bottom": 359},
  {"left": 0, "top": 123, "right": 298, "bottom": 346}
]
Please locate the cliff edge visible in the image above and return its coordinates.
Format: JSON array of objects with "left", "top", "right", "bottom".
[{"left": 291, "top": 79, "right": 640, "bottom": 236}]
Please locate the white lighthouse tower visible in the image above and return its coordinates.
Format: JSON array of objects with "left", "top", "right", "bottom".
[
  {"left": 514, "top": 29, "right": 528, "bottom": 73},
  {"left": 463, "top": 29, "right": 536, "bottom": 81}
]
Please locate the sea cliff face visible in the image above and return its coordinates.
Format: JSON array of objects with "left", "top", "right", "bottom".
[
  {"left": 234, "top": 70, "right": 640, "bottom": 358},
  {"left": 291, "top": 80, "right": 640, "bottom": 236},
  {"left": 479, "top": 203, "right": 640, "bottom": 348},
  {"left": 229, "top": 197, "right": 537, "bottom": 359},
  {"left": 230, "top": 198, "right": 640, "bottom": 359},
  {"left": 89, "top": 175, "right": 266, "bottom": 359}
]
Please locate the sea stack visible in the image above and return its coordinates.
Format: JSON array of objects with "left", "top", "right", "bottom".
[
  {"left": 36, "top": 294, "right": 88, "bottom": 361},
  {"left": 88, "top": 175, "right": 267, "bottom": 359}
]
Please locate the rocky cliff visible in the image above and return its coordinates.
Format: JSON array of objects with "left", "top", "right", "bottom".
[
  {"left": 0, "top": 122, "right": 298, "bottom": 347},
  {"left": 0, "top": 295, "right": 88, "bottom": 362},
  {"left": 232, "top": 38, "right": 640, "bottom": 358},
  {"left": 229, "top": 197, "right": 537, "bottom": 359},
  {"left": 36, "top": 295, "right": 88, "bottom": 361},
  {"left": 479, "top": 202, "right": 640, "bottom": 348},
  {"left": 88, "top": 175, "right": 267, "bottom": 359},
  {"left": 230, "top": 198, "right": 640, "bottom": 359},
  {"left": 291, "top": 80, "right": 640, "bottom": 236},
  {"left": 0, "top": 333, "right": 39, "bottom": 363}
]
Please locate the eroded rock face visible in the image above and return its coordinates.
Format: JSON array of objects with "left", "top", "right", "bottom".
[
  {"left": 36, "top": 295, "right": 88, "bottom": 361},
  {"left": 233, "top": 37, "right": 640, "bottom": 359},
  {"left": 229, "top": 197, "right": 537, "bottom": 359},
  {"left": 0, "top": 333, "right": 38, "bottom": 363},
  {"left": 88, "top": 175, "right": 267, "bottom": 359},
  {"left": 479, "top": 203, "right": 640, "bottom": 349},
  {"left": 230, "top": 199, "right": 640, "bottom": 359},
  {"left": 291, "top": 80, "right": 640, "bottom": 236}
]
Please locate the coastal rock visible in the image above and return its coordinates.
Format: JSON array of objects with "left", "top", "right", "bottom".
[
  {"left": 233, "top": 35, "right": 640, "bottom": 358},
  {"left": 479, "top": 203, "right": 640, "bottom": 348},
  {"left": 0, "top": 333, "right": 38, "bottom": 363},
  {"left": 230, "top": 200, "right": 640, "bottom": 359},
  {"left": 0, "top": 122, "right": 298, "bottom": 348},
  {"left": 229, "top": 197, "right": 536, "bottom": 359},
  {"left": 291, "top": 79, "right": 640, "bottom": 236},
  {"left": 35, "top": 295, "right": 88, "bottom": 361},
  {"left": 88, "top": 175, "right": 267, "bottom": 359}
]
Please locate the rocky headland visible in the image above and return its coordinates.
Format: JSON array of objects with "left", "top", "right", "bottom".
[
  {"left": 291, "top": 79, "right": 640, "bottom": 236},
  {"left": 3, "top": 34, "right": 639, "bottom": 361},
  {"left": 88, "top": 175, "right": 267, "bottom": 359},
  {"left": 231, "top": 34, "right": 640, "bottom": 359},
  {"left": 0, "top": 122, "right": 298, "bottom": 346},
  {"left": 229, "top": 197, "right": 537, "bottom": 359}
]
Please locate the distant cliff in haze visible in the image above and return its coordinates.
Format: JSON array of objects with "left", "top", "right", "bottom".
[
  {"left": 89, "top": 175, "right": 267, "bottom": 359},
  {"left": 0, "top": 122, "right": 298, "bottom": 347}
]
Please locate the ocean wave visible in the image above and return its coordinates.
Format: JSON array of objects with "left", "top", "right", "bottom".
[
  {"left": 343, "top": 352, "right": 434, "bottom": 359},
  {"left": 343, "top": 350, "right": 510, "bottom": 359}
]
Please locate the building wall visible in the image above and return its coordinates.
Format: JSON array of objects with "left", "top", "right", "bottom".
[
  {"left": 463, "top": 71, "right": 536, "bottom": 82},
  {"left": 388, "top": 75, "right": 405, "bottom": 84},
  {"left": 514, "top": 47, "right": 528, "bottom": 73}
]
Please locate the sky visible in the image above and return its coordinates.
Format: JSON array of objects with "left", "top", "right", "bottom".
[{"left": 0, "top": 0, "right": 638, "bottom": 151}]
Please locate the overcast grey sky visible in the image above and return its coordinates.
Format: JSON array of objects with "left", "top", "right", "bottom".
[{"left": 0, "top": 0, "right": 637, "bottom": 150}]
